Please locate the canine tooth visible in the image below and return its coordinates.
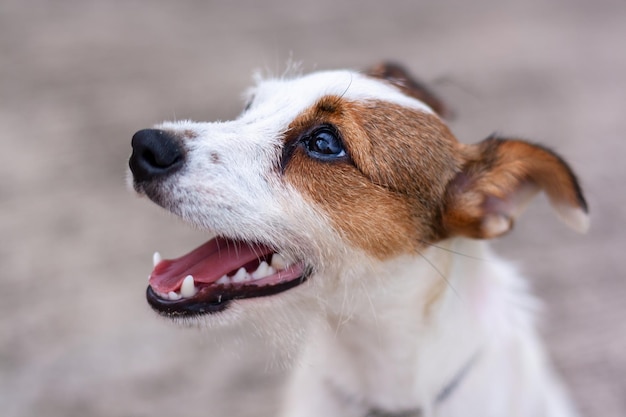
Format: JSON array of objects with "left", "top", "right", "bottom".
[
  {"left": 216, "top": 275, "right": 229, "bottom": 285},
  {"left": 252, "top": 261, "right": 270, "bottom": 279},
  {"left": 180, "top": 275, "right": 197, "bottom": 298},
  {"left": 270, "top": 254, "right": 287, "bottom": 270},
  {"left": 232, "top": 267, "right": 248, "bottom": 283},
  {"left": 168, "top": 291, "right": 182, "bottom": 301},
  {"left": 267, "top": 266, "right": 276, "bottom": 276},
  {"left": 153, "top": 252, "right": 162, "bottom": 267}
]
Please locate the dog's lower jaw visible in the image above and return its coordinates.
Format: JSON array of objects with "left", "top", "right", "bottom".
[{"left": 279, "top": 239, "right": 578, "bottom": 417}]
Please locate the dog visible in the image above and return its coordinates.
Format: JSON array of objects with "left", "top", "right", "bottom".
[{"left": 129, "top": 63, "right": 588, "bottom": 417}]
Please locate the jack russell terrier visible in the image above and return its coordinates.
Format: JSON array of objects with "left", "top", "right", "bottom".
[{"left": 129, "top": 63, "right": 588, "bottom": 417}]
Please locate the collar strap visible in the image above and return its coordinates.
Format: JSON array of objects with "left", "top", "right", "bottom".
[
  {"left": 435, "top": 350, "right": 481, "bottom": 405},
  {"left": 365, "top": 408, "right": 422, "bottom": 417},
  {"left": 325, "top": 350, "right": 481, "bottom": 417}
]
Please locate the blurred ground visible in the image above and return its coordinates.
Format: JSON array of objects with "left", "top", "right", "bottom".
[{"left": 1, "top": 0, "right": 625, "bottom": 416}]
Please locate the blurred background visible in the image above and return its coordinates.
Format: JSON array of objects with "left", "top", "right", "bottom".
[{"left": 1, "top": 0, "right": 625, "bottom": 416}]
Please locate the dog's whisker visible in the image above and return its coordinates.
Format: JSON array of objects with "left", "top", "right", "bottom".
[
  {"left": 360, "top": 275, "right": 382, "bottom": 340},
  {"left": 416, "top": 247, "right": 460, "bottom": 300},
  {"left": 418, "top": 239, "right": 491, "bottom": 262},
  {"left": 334, "top": 73, "right": 354, "bottom": 105}
]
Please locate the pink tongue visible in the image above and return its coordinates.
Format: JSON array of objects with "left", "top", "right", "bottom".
[{"left": 149, "top": 237, "right": 273, "bottom": 293}]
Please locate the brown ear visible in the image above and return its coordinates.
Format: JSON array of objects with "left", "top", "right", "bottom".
[
  {"left": 442, "top": 136, "right": 589, "bottom": 239},
  {"left": 366, "top": 62, "right": 450, "bottom": 118}
]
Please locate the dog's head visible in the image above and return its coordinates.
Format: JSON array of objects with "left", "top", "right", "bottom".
[{"left": 129, "top": 63, "right": 588, "bottom": 323}]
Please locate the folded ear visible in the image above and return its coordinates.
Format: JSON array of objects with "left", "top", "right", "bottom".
[
  {"left": 366, "top": 62, "right": 450, "bottom": 118},
  {"left": 442, "top": 136, "right": 589, "bottom": 239}
]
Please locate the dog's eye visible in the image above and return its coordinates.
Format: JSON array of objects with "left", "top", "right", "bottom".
[{"left": 303, "top": 126, "right": 346, "bottom": 160}]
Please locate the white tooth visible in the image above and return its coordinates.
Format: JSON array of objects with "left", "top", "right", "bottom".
[
  {"left": 168, "top": 291, "right": 182, "bottom": 301},
  {"left": 252, "top": 261, "right": 270, "bottom": 279},
  {"left": 153, "top": 252, "right": 162, "bottom": 267},
  {"left": 267, "top": 266, "right": 276, "bottom": 276},
  {"left": 270, "top": 254, "right": 287, "bottom": 270},
  {"left": 216, "top": 275, "right": 229, "bottom": 285},
  {"left": 180, "top": 275, "right": 197, "bottom": 298},
  {"left": 232, "top": 267, "right": 248, "bottom": 283}
]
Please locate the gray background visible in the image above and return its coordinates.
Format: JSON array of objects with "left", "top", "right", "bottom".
[{"left": 1, "top": 0, "right": 625, "bottom": 416}]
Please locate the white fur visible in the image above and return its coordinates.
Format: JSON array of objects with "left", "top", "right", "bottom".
[
  {"left": 142, "top": 69, "right": 578, "bottom": 417},
  {"left": 280, "top": 240, "right": 577, "bottom": 417}
]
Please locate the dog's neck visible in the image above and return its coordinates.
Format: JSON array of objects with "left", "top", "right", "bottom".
[{"left": 285, "top": 239, "right": 505, "bottom": 416}]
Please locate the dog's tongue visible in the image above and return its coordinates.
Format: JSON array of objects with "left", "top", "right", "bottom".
[{"left": 149, "top": 237, "right": 273, "bottom": 293}]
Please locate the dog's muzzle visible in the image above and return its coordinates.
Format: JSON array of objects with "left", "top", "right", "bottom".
[{"left": 128, "top": 129, "right": 311, "bottom": 316}]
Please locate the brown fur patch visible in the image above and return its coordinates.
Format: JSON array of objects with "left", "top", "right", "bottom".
[
  {"left": 210, "top": 151, "right": 221, "bottom": 164},
  {"left": 283, "top": 96, "right": 462, "bottom": 259},
  {"left": 183, "top": 129, "right": 198, "bottom": 139},
  {"left": 366, "top": 62, "right": 450, "bottom": 118},
  {"left": 443, "top": 137, "right": 588, "bottom": 239}
]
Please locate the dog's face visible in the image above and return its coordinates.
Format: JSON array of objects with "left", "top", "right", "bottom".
[{"left": 129, "top": 63, "right": 587, "bottom": 324}]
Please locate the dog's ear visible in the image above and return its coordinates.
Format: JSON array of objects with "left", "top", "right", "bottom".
[
  {"left": 442, "top": 136, "right": 589, "bottom": 239},
  {"left": 366, "top": 62, "right": 450, "bottom": 118}
]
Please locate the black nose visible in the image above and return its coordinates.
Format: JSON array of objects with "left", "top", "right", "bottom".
[{"left": 129, "top": 129, "right": 184, "bottom": 182}]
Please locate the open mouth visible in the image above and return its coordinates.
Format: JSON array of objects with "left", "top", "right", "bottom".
[{"left": 146, "top": 236, "right": 308, "bottom": 316}]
